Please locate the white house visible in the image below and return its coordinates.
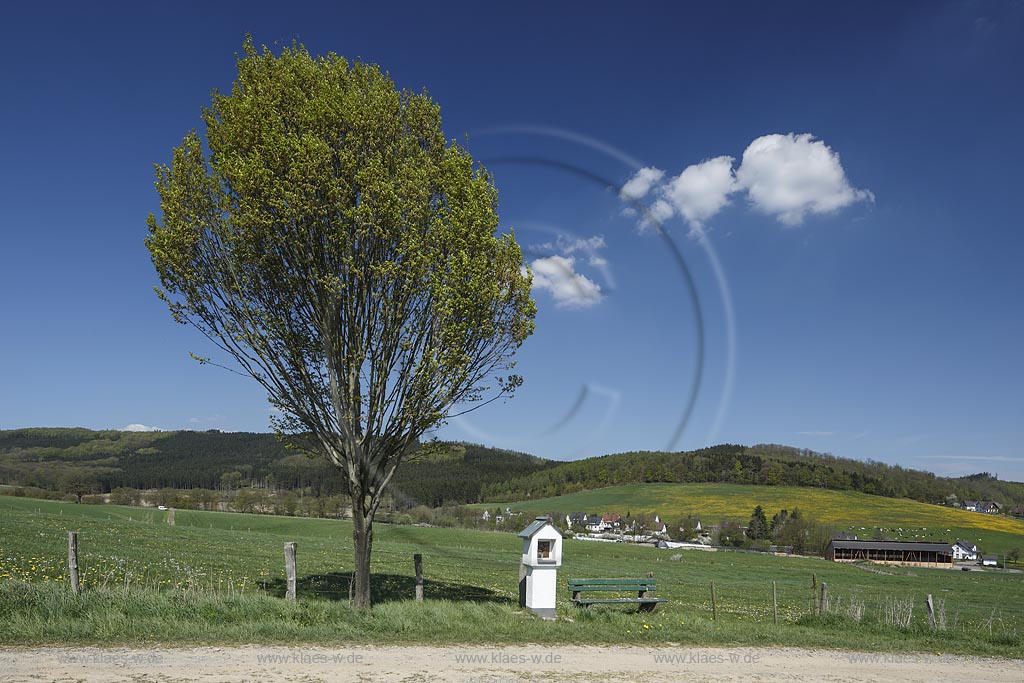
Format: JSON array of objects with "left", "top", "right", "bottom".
[
  {"left": 601, "top": 513, "right": 622, "bottom": 529},
  {"left": 952, "top": 540, "right": 979, "bottom": 561}
]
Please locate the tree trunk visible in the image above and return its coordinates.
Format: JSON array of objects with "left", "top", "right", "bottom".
[{"left": 351, "top": 502, "right": 374, "bottom": 610}]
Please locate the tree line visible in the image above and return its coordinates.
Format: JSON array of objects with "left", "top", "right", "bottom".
[
  {"left": 2, "top": 429, "right": 1022, "bottom": 511},
  {"left": 479, "top": 444, "right": 1024, "bottom": 508},
  {"left": 0, "top": 429, "right": 553, "bottom": 507}
]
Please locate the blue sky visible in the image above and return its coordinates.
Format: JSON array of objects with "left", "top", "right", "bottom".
[{"left": 1, "top": 2, "right": 1022, "bottom": 480}]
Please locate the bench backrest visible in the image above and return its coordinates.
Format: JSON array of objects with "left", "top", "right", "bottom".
[{"left": 568, "top": 578, "right": 657, "bottom": 590}]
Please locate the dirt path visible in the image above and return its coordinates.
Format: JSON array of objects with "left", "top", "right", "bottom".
[{"left": 1, "top": 645, "right": 1021, "bottom": 682}]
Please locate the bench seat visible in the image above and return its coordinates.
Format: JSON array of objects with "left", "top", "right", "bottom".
[
  {"left": 568, "top": 578, "right": 668, "bottom": 612},
  {"left": 574, "top": 597, "right": 666, "bottom": 605}
]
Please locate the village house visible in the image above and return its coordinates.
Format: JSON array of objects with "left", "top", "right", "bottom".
[
  {"left": 961, "top": 500, "right": 1002, "bottom": 514},
  {"left": 585, "top": 514, "right": 606, "bottom": 532},
  {"left": 566, "top": 512, "right": 588, "bottom": 529},
  {"left": 566, "top": 510, "right": 683, "bottom": 538},
  {"left": 952, "top": 540, "right": 979, "bottom": 561},
  {"left": 489, "top": 507, "right": 522, "bottom": 524},
  {"left": 601, "top": 513, "right": 622, "bottom": 529}
]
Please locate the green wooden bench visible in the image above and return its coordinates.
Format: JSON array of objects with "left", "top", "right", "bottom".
[{"left": 568, "top": 578, "right": 668, "bottom": 612}]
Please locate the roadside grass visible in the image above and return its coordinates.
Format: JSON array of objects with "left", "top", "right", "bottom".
[
  {"left": 2, "top": 582, "right": 1021, "bottom": 656},
  {"left": 476, "top": 483, "right": 1024, "bottom": 554},
  {"left": 1, "top": 496, "right": 1022, "bottom": 656}
]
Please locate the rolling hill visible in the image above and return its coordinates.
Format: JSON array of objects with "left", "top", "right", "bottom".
[
  {"left": 2, "top": 428, "right": 1023, "bottom": 516},
  {"left": 0, "top": 428, "right": 554, "bottom": 506},
  {"left": 478, "top": 483, "right": 1024, "bottom": 555}
]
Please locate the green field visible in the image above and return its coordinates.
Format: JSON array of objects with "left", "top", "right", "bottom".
[
  {"left": 1, "top": 495, "right": 1023, "bottom": 655},
  {"left": 479, "top": 483, "right": 1024, "bottom": 555}
]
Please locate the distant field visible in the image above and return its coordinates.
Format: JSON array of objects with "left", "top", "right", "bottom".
[
  {"left": 477, "top": 483, "right": 1024, "bottom": 555},
  {"left": 1, "top": 495, "right": 1023, "bottom": 654}
]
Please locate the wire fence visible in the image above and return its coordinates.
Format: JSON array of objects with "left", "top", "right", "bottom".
[{"left": 2, "top": 507, "right": 1022, "bottom": 635}]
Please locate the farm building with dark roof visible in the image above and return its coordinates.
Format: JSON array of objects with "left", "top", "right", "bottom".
[{"left": 825, "top": 539, "right": 953, "bottom": 568}]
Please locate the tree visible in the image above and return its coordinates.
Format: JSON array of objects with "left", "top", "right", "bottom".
[
  {"left": 58, "top": 470, "right": 99, "bottom": 504},
  {"left": 676, "top": 515, "right": 697, "bottom": 542},
  {"left": 220, "top": 471, "right": 242, "bottom": 493},
  {"left": 717, "top": 522, "right": 747, "bottom": 547},
  {"left": 109, "top": 487, "right": 140, "bottom": 506},
  {"left": 281, "top": 491, "right": 299, "bottom": 516},
  {"left": 145, "top": 40, "right": 536, "bottom": 609},
  {"left": 770, "top": 508, "right": 789, "bottom": 538},
  {"left": 746, "top": 505, "right": 769, "bottom": 540},
  {"left": 153, "top": 487, "right": 180, "bottom": 508}
]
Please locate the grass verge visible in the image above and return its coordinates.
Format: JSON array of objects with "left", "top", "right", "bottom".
[{"left": 0, "top": 581, "right": 1021, "bottom": 657}]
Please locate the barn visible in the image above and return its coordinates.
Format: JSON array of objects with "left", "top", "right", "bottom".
[{"left": 825, "top": 539, "right": 953, "bottom": 568}]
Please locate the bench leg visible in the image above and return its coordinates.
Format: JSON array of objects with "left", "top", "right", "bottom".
[{"left": 638, "top": 589, "right": 659, "bottom": 613}]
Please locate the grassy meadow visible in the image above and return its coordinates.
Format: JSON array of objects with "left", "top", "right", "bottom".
[
  {"left": 479, "top": 483, "right": 1024, "bottom": 555},
  {"left": 1, "top": 495, "right": 1023, "bottom": 655}
]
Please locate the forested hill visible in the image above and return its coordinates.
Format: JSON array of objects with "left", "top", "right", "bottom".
[
  {"left": 1, "top": 428, "right": 1022, "bottom": 509},
  {"left": 481, "top": 444, "right": 1024, "bottom": 508},
  {"left": 0, "top": 429, "right": 553, "bottom": 507}
]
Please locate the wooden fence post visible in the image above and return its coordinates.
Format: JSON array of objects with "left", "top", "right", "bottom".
[
  {"left": 773, "top": 580, "right": 778, "bottom": 625},
  {"left": 811, "top": 574, "right": 818, "bottom": 614},
  {"left": 820, "top": 582, "right": 828, "bottom": 615},
  {"left": 710, "top": 580, "right": 718, "bottom": 621},
  {"left": 167, "top": 508, "right": 175, "bottom": 526},
  {"left": 284, "top": 542, "right": 297, "bottom": 601},
  {"left": 926, "top": 594, "right": 935, "bottom": 630},
  {"left": 68, "top": 531, "right": 80, "bottom": 594},
  {"left": 414, "top": 553, "right": 424, "bottom": 602}
]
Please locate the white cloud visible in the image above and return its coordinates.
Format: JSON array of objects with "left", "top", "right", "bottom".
[
  {"left": 636, "top": 198, "right": 676, "bottom": 233},
  {"left": 558, "top": 235, "right": 606, "bottom": 255},
  {"left": 527, "top": 255, "right": 603, "bottom": 308},
  {"left": 797, "top": 430, "right": 835, "bottom": 436},
  {"left": 735, "top": 133, "right": 874, "bottom": 226},
  {"left": 528, "top": 235, "right": 606, "bottom": 257},
  {"left": 619, "top": 167, "right": 665, "bottom": 201},
  {"left": 661, "top": 156, "right": 737, "bottom": 231},
  {"left": 122, "top": 423, "right": 160, "bottom": 432},
  {"left": 619, "top": 134, "right": 871, "bottom": 232},
  {"left": 648, "top": 198, "right": 675, "bottom": 223}
]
